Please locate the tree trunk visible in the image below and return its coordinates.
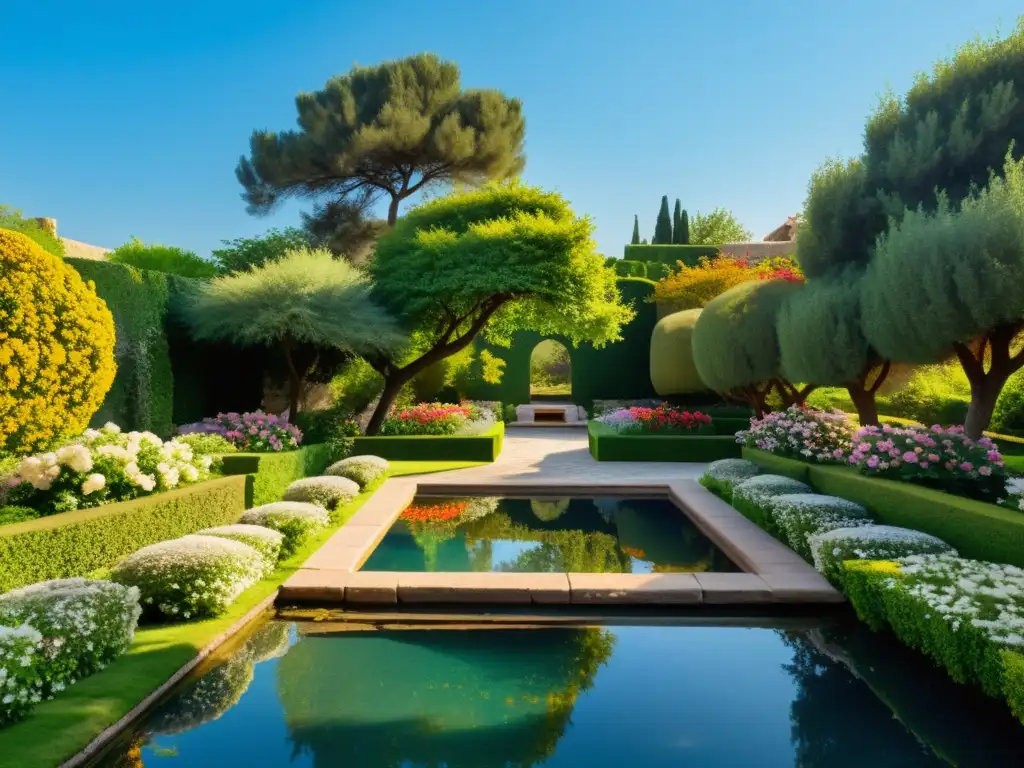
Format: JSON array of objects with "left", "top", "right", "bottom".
[
  {"left": 964, "top": 377, "right": 1004, "bottom": 440},
  {"left": 364, "top": 374, "right": 411, "bottom": 436},
  {"left": 954, "top": 324, "right": 1024, "bottom": 439},
  {"left": 846, "top": 386, "right": 879, "bottom": 426},
  {"left": 281, "top": 336, "right": 303, "bottom": 421},
  {"left": 386, "top": 194, "right": 402, "bottom": 226}
]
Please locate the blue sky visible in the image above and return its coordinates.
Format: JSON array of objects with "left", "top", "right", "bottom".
[{"left": 2, "top": 1, "right": 1020, "bottom": 259}]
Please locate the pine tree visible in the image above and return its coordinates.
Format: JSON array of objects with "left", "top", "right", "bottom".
[
  {"left": 679, "top": 209, "right": 690, "bottom": 244},
  {"left": 672, "top": 199, "right": 683, "bottom": 243},
  {"left": 653, "top": 196, "right": 673, "bottom": 244},
  {"left": 631, "top": 215, "right": 640, "bottom": 245}
]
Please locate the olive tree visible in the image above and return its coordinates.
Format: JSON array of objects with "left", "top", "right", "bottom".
[
  {"left": 185, "top": 247, "right": 404, "bottom": 417},
  {"left": 691, "top": 279, "right": 811, "bottom": 414},
  {"left": 862, "top": 152, "right": 1024, "bottom": 438},
  {"left": 362, "top": 182, "right": 634, "bottom": 434},
  {"left": 777, "top": 273, "right": 889, "bottom": 425}
]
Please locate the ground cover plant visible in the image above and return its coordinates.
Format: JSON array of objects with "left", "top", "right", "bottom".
[
  {"left": 809, "top": 525, "right": 956, "bottom": 586},
  {"left": 324, "top": 455, "right": 389, "bottom": 489},
  {"left": 595, "top": 404, "right": 712, "bottom": 434},
  {"left": 698, "top": 458, "right": 762, "bottom": 500},
  {"left": 238, "top": 501, "right": 330, "bottom": 556},
  {"left": 6, "top": 423, "right": 216, "bottom": 516},
  {"left": 738, "top": 406, "right": 854, "bottom": 462},
  {"left": 180, "top": 410, "right": 303, "bottom": 452}
]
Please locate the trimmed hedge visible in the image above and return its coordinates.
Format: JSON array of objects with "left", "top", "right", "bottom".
[
  {"left": 219, "top": 443, "right": 332, "bottom": 507},
  {"left": 610, "top": 259, "right": 647, "bottom": 278},
  {"left": 588, "top": 421, "right": 740, "bottom": 462},
  {"left": 350, "top": 422, "right": 504, "bottom": 461},
  {"left": 0, "top": 476, "right": 247, "bottom": 592},
  {"left": 623, "top": 244, "right": 719, "bottom": 266},
  {"left": 742, "top": 447, "right": 1024, "bottom": 567},
  {"left": 711, "top": 416, "right": 750, "bottom": 435}
]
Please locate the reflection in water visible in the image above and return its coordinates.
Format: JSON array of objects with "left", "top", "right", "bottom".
[
  {"left": 97, "top": 621, "right": 1024, "bottom": 767},
  {"left": 362, "top": 496, "right": 737, "bottom": 574},
  {"left": 277, "top": 627, "right": 615, "bottom": 768}
]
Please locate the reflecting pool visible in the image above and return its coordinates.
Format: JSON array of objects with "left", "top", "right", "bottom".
[
  {"left": 360, "top": 496, "right": 738, "bottom": 573},
  {"left": 98, "top": 619, "right": 1024, "bottom": 767}
]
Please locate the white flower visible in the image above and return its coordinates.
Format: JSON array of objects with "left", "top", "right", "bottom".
[
  {"left": 182, "top": 465, "right": 200, "bottom": 482},
  {"left": 80, "top": 473, "right": 106, "bottom": 495},
  {"left": 56, "top": 444, "right": 93, "bottom": 473}
]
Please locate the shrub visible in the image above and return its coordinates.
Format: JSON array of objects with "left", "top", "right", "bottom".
[
  {"left": 738, "top": 406, "right": 855, "bottom": 462},
  {"left": 0, "top": 624, "right": 45, "bottom": 723},
  {"left": 502, "top": 404, "right": 517, "bottom": 423},
  {"left": 175, "top": 433, "right": 237, "bottom": 456},
  {"left": 282, "top": 476, "right": 359, "bottom": 512},
  {"left": 239, "top": 502, "right": 330, "bottom": 557},
  {"left": 330, "top": 357, "right": 385, "bottom": 415},
  {"left": 111, "top": 535, "right": 264, "bottom": 620},
  {"left": 108, "top": 237, "right": 218, "bottom": 278},
  {"left": 649, "top": 309, "right": 708, "bottom": 396},
  {"left": 652, "top": 254, "right": 803, "bottom": 310},
  {"left": 218, "top": 444, "right": 332, "bottom": 508},
  {"left": 196, "top": 524, "right": 285, "bottom": 575},
  {"left": 0, "top": 578, "right": 141, "bottom": 696},
  {"left": 325, "top": 455, "right": 389, "bottom": 490},
  {"left": 766, "top": 493, "right": 872, "bottom": 559},
  {"left": 731, "top": 475, "right": 811, "bottom": 527},
  {"left": 179, "top": 411, "right": 302, "bottom": 452},
  {"left": 7, "top": 423, "right": 215, "bottom": 516},
  {"left": 595, "top": 405, "right": 712, "bottom": 434},
  {"left": 992, "top": 371, "right": 1024, "bottom": 435},
  {"left": 845, "top": 423, "right": 1006, "bottom": 501},
  {"left": 809, "top": 525, "right": 956, "bottom": 585},
  {"left": 0, "top": 230, "right": 117, "bottom": 454},
  {"left": 0, "top": 506, "right": 37, "bottom": 525},
  {"left": 1000, "top": 476, "right": 1024, "bottom": 514},
  {"left": 699, "top": 458, "right": 761, "bottom": 500}
]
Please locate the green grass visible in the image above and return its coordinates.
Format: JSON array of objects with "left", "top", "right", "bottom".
[
  {"left": 0, "top": 490, "right": 374, "bottom": 768},
  {"left": 530, "top": 383, "right": 571, "bottom": 396},
  {"left": 389, "top": 460, "right": 486, "bottom": 476}
]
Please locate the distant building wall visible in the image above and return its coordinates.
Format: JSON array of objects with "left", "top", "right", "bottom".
[{"left": 718, "top": 240, "right": 796, "bottom": 263}]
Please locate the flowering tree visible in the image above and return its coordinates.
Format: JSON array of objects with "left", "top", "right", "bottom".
[
  {"left": 185, "top": 247, "right": 404, "bottom": 418},
  {"left": 362, "top": 182, "right": 634, "bottom": 435}
]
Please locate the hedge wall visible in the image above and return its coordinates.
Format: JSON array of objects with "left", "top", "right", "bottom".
[
  {"left": 588, "top": 422, "right": 740, "bottom": 462},
  {"left": 351, "top": 422, "right": 504, "bottom": 461},
  {"left": 741, "top": 447, "right": 1024, "bottom": 567},
  {"left": 0, "top": 475, "right": 247, "bottom": 592},
  {"left": 66, "top": 259, "right": 264, "bottom": 434},
  {"left": 622, "top": 244, "right": 719, "bottom": 266},
  {"left": 219, "top": 443, "right": 332, "bottom": 507}
]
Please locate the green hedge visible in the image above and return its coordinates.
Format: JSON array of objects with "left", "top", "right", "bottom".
[
  {"left": 588, "top": 421, "right": 740, "bottom": 462},
  {"left": 622, "top": 244, "right": 719, "bottom": 266},
  {"left": 351, "top": 422, "right": 504, "bottom": 461},
  {"left": 711, "top": 416, "right": 750, "bottom": 435},
  {"left": 219, "top": 444, "right": 332, "bottom": 507},
  {"left": 0, "top": 476, "right": 247, "bottom": 592},
  {"left": 610, "top": 259, "right": 647, "bottom": 278},
  {"left": 742, "top": 447, "right": 1024, "bottom": 567}
]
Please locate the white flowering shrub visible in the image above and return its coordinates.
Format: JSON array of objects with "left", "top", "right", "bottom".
[
  {"left": 325, "top": 455, "right": 389, "bottom": 490},
  {"left": 767, "top": 493, "right": 872, "bottom": 559},
  {"left": 731, "top": 474, "right": 811, "bottom": 528},
  {"left": 148, "top": 656, "right": 254, "bottom": 735},
  {"left": 0, "top": 578, "right": 141, "bottom": 697},
  {"left": 283, "top": 476, "right": 359, "bottom": 513},
  {"left": 699, "top": 459, "right": 761, "bottom": 499},
  {"left": 809, "top": 525, "right": 956, "bottom": 585},
  {"left": 239, "top": 502, "right": 330, "bottom": 557},
  {"left": 196, "top": 525, "right": 285, "bottom": 576},
  {"left": 111, "top": 535, "right": 264, "bottom": 620},
  {"left": 0, "top": 624, "right": 44, "bottom": 723},
  {"left": 998, "top": 476, "right": 1024, "bottom": 513},
  {"left": 7, "top": 422, "right": 215, "bottom": 516}
]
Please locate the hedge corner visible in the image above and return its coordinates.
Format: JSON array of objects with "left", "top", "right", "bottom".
[
  {"left": 350, "top": 422, "right": 504, "bottom": 462},
  {"left": 588, "top": 421, "right": 740, "bottom": 462},
  {"left": 219, "top": 443, "right": 332, "bottom": 507}
]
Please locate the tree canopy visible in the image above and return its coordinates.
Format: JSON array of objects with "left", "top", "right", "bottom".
[
  {"left": 186, "top": 246, "right": 404, "bottom": 416},
  {"left": 236, "top": 53, "right": 526, "bottom": 227},
  {"left": 108, "top": 237, "right": 218, "bottom": 278},
  {"left": 688, "top": 208, "right": 753, "bottom": 245},
  {"left": 630, "top": 214, "right": 640, "bottom": 245},
  {"left": 211, "top": 227, "right": 311, "bottom": 274},
  {"left": 363, "top": 182, "right": 634, "bottom": 433}
]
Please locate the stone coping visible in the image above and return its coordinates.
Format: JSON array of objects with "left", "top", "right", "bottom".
[{"left": 278, "top": 478, "right": 842, "bottom": 607}]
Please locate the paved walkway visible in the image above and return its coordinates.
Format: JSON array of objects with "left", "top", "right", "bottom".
[{"left": 420, "top": 426, "right": 709, "bottom": 483}]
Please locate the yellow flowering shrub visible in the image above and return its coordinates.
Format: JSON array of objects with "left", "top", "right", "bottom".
[{"left": 0, "top": 229, "right": 117, "bottom": 453}]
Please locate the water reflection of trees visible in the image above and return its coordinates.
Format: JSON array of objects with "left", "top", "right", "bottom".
[{"left": 277, "top": 627, "right": 615, "bottom": 768}]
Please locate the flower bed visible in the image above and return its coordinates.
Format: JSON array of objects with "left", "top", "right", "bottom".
[
  {"left": 737, "top": 406, "right": 854, "bottom": 462},
  {"left": 587, "top": 421, "right": 739, "bottom": 462},
  {"left": 0, "top": 475, "right": 247, "bottom": 593},
  {"left": 6, "top": 423, "right": 216, "bottom": 517},
  {"left": 179, "top": 410, "right": 302, "bottom": 452},
  {"left": 595, "top": 404, "right": 713, "bottom": 435},
  {"left": 351, "top": 421, "right": 504, "bottom": 462},
  {"left": 379, "top": 402, "right": 496, "bottom": 437}
]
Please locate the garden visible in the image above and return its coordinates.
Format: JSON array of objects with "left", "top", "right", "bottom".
[{"left": 4, "top": 23, "right": 1024, "bottom": 766}]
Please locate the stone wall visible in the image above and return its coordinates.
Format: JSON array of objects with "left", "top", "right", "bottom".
[{"left": 717, "top": 240, "right": 796, "bottom": 263}]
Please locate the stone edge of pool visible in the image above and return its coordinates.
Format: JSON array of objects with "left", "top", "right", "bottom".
[{"left": 277, "top": 478, "right": 843, "bottom": 607}]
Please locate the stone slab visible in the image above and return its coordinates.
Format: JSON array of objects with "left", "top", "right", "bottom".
[
  {"left": 694, "top": 573, "right": 772, "bottom": 604},
  {"left": 279, "top": 568, "right": 347, "bottom": 601},
  {"left": 301, "top": 545, "right": 368, "bottom": 572},
  {"left": 759, "top": 572, "right": 845, "bottom": 603},
  {"left": 567, "top": 573, "right": 702, "bottom": 604},
  {"left": 396, "top": 572, "right": 570, "bottom": 604},
  {"left": 340, "top": 571, "right": 400, "bottom": 604}
]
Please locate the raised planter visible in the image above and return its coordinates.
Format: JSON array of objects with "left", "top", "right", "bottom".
[
  {"left": 588, "top": 421, "right": 741, "bottom": 462},
  {"left": 742, "top": 447, "right": 1024, "bottom": 567},
  {"left": 0, "top": 475, "right": 247, "bottom": 592},
  {"left": 219, "top": 443, "right": 332, "bottom": 506},
  {"left": 350, "top": 422, "right": 504, "bottom": 462}
]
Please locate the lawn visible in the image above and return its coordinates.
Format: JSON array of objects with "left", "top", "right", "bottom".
[{"left": 389, "top": 459, "right": 486, "bottom": 476}]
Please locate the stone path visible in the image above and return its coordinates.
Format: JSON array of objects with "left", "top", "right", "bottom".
[{"left": 416, "top": 426, "right": 710, "bottom": 483}]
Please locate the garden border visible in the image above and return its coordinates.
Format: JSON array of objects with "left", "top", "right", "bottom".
[
  {"left": 588, "top": 421, "right": 741, "bottom": 462},
  {"left": 350, "top": 422, "right": 504, "bottom": 462},
  {"left": 219, "top": 443, "right": 332, "bottom": 506},
  {"left": 741, "top": 447, "right": 1024, "bottom": 567}
]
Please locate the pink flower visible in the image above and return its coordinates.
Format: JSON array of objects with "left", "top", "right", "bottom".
[
  {"left": 866, "top": 455, "right": 880, "bottom": 469},
  {"left": 833, "top": 448, "right": 845, "bottom": 458},
  {"left": 987, "top": 450, "right": 1002, "bottom": 462},
  {"left": 919, "top": 462, "right": 929, "bottom": 469},
  {"left": 902, "top": 451, "right": 917, "bottom": 463},
  {"left": 959, "top": 462, "right": 973, "bottom": 472}
]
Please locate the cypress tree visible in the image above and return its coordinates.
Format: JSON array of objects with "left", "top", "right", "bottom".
[
  {"left": 672, "top": 199, "right": 683, "bottom": 243},
  {"left": 653, "top": 196, "right": 673, "bottom": 244},
  {"left": 679, "top": 209, "right": 690, "bottom": 244},
  {"left": 631, "top": 215, "right": 640, "bottom": 245}
]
